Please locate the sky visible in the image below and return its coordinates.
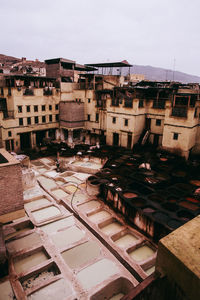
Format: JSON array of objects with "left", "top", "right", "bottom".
[{"left": 1, "top": 0, "right": 200, "bottom": 76}]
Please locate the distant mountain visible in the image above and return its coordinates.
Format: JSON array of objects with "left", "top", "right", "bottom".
[
  {"left": 0, "top": 54, "right": 20, "bottom": 65},
  {"left": 129, "top": 65, "right": 200, "bottom": 84}
]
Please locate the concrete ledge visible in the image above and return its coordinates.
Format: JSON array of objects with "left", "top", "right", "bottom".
[
  {"left": 156, "top": 215, "right": 200, "bottom": 300},
  {"left": 0, "top": 209, "right": 25, "bottom": 224}
]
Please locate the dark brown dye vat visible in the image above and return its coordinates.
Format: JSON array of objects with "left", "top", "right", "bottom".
[
  {"left": 88, "top": 176, "right": 98, "bottom": 182},
  {"left": 179, "top": 201, "right": 199, "bottom": 211},
  {"left": 167, "top": 219, "right": 182, "bottom": 229},
  {"left": 167, "top": 196, "right": 179, "bottom": 203},
  {"left": 131, "top": 198, "right": 146, "bottom": 207},
  {"left": 172, "top": 170, "right": 186, "bottom": 178},
  {"left": 123, "top": 192, "right": 138, "bottom": 199},
  {"left": 177, "top": 210, "right": 194, "bottom": 222},
  {"left": 91, "top": 180, "right": 100, "bottom": 185},
  {"left": 142, "top": 207, "right": 156, "bottom": 213},
  {"left": 153, "top": 212, "right": 169, "bottom": 223},
  {"left": 175, "top": 183, "right": 193, "bottom": 192},
  {"left": 148, "top": 194, "right": 165, "bottom": 203},
  {"left": 162, "top": 202, "right": 179, "bottom": 212},
  {"left": 185, "top": 196, "right": 199, "bottom": 204}
]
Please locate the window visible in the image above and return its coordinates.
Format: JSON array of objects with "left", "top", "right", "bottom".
[
  {"left": 87, "top": 114, "right": 91, "bottom": 121},
  {"left": 112, "top": 117, "right": 116, "bottom": 124},
  {"left": 42, "top": 115, "right": 46, "bottom": 123},
  {"left": 35, "top": 116, "right": 39, "bottom": 124},
  {"left": 19, "top": 118, "right": 23, "bottom": 126},
  {"left": 124, "top": 119, "right": 128, "bottom": 126},
  {"left": 42, "top": 105, "right": 46, "bottom": 111},
  {"left": 96, "top": 113, "right": 99, "bottom": 122},
  {"left": 26, "top": 105, "right": 30, "bottom": 112},
  {"left": 173, "top": 133, "right": 179, "bottom": 140},
  {"left": 8, "top": 131, "right": 12, "bottom": 137},
  {"left": 49, "top": 115, "right": 52, "bottom": 122},
  {"left": 27, "top": 117, "right": 31, "bottom": 125},
  {"left": 49, "top": 105, "right": 52, "bottom": 111},
  {"left": 1, "top": 87, "right": 3, "bottom": 95},
  {"left": 18, "top": 106, "right": 22, "bottom": 113},
  {"left": 55, "top": 104, "right": 59, "bottom": 110},
  {"left": 156, "top": 119, "right": 161, "bottom": 126},
  {"left": 138, "top": 100, "right": 144, "bottom": 108},
  {"left": 56, "top": 114, "right": 59, "bottom": 121},
  {"left": 88, "top": 98, "right": 91, "bottom": 103},
  {"left": 34, "top": 105, "right": 38, "bottom": 112}
]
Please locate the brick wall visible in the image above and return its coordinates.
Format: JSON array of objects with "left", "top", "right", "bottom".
[
  {"left": 0, "top": 163, "right": 23, "bottom": 216},
  {"left": 59, "top": 101, "right": 85, "bottom": 128}
]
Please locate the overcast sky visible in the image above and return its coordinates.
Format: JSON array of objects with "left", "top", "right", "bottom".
[{"left": 1, "top": 0, "right": 200, "bottom": 76}]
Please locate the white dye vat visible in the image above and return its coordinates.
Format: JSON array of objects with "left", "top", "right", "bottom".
[
  {"left": 24, "top": 187, "right": 44, "bottom": 201},
  {"left": 77, "top": 200, "right": 101, "bottom": 213},
  {"left": 114, "top": 234, "right": 138, "bottom": 248},
  {"left": 145, "top": 265, "right": 155, "bottom": 276},
  {"left": 27, "top": 278, "right": 73, "bottom": 300},
  {"left": 88, "top": 210, "right": 111, "bottom": 223},
  {"left": 101, "top": 222, "right": 123, "bottom": 236},
  {"left": 110, "top": 293, "right": 125, "bottom": 300},
  {"left": 14, "top": 250, "right": 49, "bottom": 274},
  {"left": 64, "top": 185, "right": 78, "bottom": 194},
  {"left": 67, "top": 193, "right": 89, "bottom": 206},
  {"left": 40, "top": 158, "right": 52, "bottom": 164},
  {"left": 32, "top": 206, "right": 61, "bottom": 223},
  {"left": 32, "top": 161, "right": 44, "bottom": 167},
  {"left": 0, "top": 280, "right": 15, "bottom": 300},
  {"left": 50, "top": 226, "right": 84, "bottom": 248},
  {"left": 6, "top": 232, "right": 41, "bottom": 254},
  {"left": 77, "top": 259, "right": 118, "bottom": 290},
  {"left": 71, "top": 161, "right": 82, "bottom": 166},
  {"left": 51, "top": 189, "right": 68, "bottom": 199},
  {"left": 64, "top": 176, "right": 81, "bottom": 185},
  {"left": 38, "top": 168, "right": 48, "bottom": 173},
  {"left": 41, "top": 216, "right": 75, "bottom": 234},
  {"left": 62, "top": 241, "right": 100, "bottom": 269},
  {"left": 37, "top": 176, "right": 57, "bottom": 190},
  {"left": 25, "top": 198, "right": 50, "bottom": 210},
  {"left": 45, "top": 170, "right": 58, "bottom": 178},
  {"left": 129, "top": 245, "right": 155, "bottom": 262},
  {"left": 55, "top": 180, "right": 64, "bottom": 185},
  {"left": 73, "top": 173, "right": 90, "bottom": 181}
]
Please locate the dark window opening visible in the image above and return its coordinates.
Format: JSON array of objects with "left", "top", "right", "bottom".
[
  {"left": 26, "top": 105, "right": 30, "bottom": 112},
  {"left": 56, "top": 114, "right": 59, "bottom": 121},
  {"left": 49, "top": 115, "right": 52, "bottom": 122},
  {"left": 8, "top": 131, "right": 12, "bottom": 137},
  {"left": 124, "top": 119, "right": 128, "bottom": 126},
  {"left": 49, "top": 105, "right": 52, "bottom": 110},
  {"left": 42, "top": 116, "right": 46, "bottom": 123},
  {"left": 55, "top": 104, "right": 59, "bottom": 110},
  {"left": 27, "top": 117, "right": 31, "bottom": 125},
  {"left": 35, "top": 116, "right": 39, "bottom": 124},
  {"left": 42, "top": 105, "right": 46, "bottom": 111},
  {"left": 156, "top": 119, "right": 161, "bottom": 126},
  {"left": 96, "top": 113, "right": 99, "bottom": 122},
  {"left": 138, "top": 100, "right": 144, "bottom": 108},
  {"left": 173, "top": 133, "right": 179, "bottom": 140},
  {"left": 112, "top": 117, "right": 116, "bottom": 124},
  {"left": 18, "top": 106, "right": 22, "bottom": 113},
  {"left": 19, "top": 118, "right": 23, "bottom": 126},
  {"left": 34, "top": 105, "right": 38, "bottom": 112},
  {"left": 88, "top": 98, "right": 91, "bottom": 103},
  {"left": 87, "top": 114, "right": 91, "bottom": 121}
]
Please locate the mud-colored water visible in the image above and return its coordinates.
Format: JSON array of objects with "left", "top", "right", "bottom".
[
  {"left": 40, "top": 216, "right": 75, "bottom": 234},
  {"left": 101, "top": 222, "right": 123, "bottom": 235},
  {"left": 51, "top": 189, "right": 68, "bottom": 199},
  {"left": 64, "top": 185, "right": 78, "bottom": 194},
  {"left": 114, "top": 234, "right": 138, "bottom": 248},
  {"left": 77, "top": 259, "right": 118, "bottom": 290},
  {"left": 88, "top": 210, "right": 111, "bottom": 223},
  {"left": 110, "top": 293, "right": 125, "bottom": 300},
  {"left": 0, "top": 280, "right": 15, "bottom": 299},
  {"left": 62, "top": 241, "right": 100, "bottom": 269},
  {"left": 6, "top": 232, "right": 41, "bottom": 254},
  {"left": 129, "top": 245, "right": 155, "bottom": 262},
  {"left": 14, "top": 250, "right": 49, "bottom": 274},
  {"left": 145, "top": 265, "right": 155, "bottom": 275},
  {"left": 77, "top": 200, "right": 101, "bottom": 212},
  {"left": 50, "top": 226, "right": 84, "bottom": 248},
  {"left": 45, "top": 171, "right": 58, "bottom": 178},
  {"left": 32, "top": 206, "right": 61, "bottom": 223},
  {"left": 27, "top": 278, "right": 73, "bottom": 300},
  {"left": 25, "top": 198, "right": 50, "bottom": 210}
]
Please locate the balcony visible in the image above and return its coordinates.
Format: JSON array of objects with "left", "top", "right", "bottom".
[
  {"left": 23, "top": 88, "right": 34, "bottom": 96},
  {"left": 43, "top": 88, "right": 53, "bottom": 96},
  {"left": 171, "top": 107, "right": 187, "bottom": 118}
]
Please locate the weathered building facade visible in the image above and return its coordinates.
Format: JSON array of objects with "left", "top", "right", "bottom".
[{"left": 0, "top": 58, "right": 200, "bottom": 159}]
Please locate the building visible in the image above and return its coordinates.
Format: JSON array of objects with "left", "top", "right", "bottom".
[{"left": 0, "top": 58, "right": 200, "bottom": 159}]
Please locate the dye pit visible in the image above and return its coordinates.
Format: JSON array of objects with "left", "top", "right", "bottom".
[{"left": 2, "top": 146, "right": 200, "bottom": 299}]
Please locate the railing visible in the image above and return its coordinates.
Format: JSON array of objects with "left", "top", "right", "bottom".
[{"left": 171, "top": 107, "right": 187, "bottom": 118}]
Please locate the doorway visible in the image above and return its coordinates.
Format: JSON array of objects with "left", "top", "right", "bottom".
[
  {"left": 20, "top": 133, "right": 31, "bottom": 150},
  {"left": 127, "top": 133, "right": 132, "bottom": 149},
  {"left": 153, "top": 134, "right": 159, "bottom": 147},
  {"left": 113, "top": 133, "right": 119, "bottom": 146}
]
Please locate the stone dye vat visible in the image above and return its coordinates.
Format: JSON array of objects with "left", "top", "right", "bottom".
[
  {"left": 6, "top": 232, "right": 42, "bottom": 254},
  {"left": 77, "top": 258, "right": 119, "bottom": 290},
  {"left": 51, "top": 188, "right": 68, "bottom": 199},
  {"left": 62, "top": 241, "right": 100, "bottom": 269},
  {"left": 113, "top": 232, "right": 139, "bottom": 249},
  {"left": 27, "top": 278, "right": 74, "bottom": 300},
  {"left": 50, "top": 226, "right": 85, "bottom": 248},
  {"left": 24, "top": 197, "right": 51, "bottom": 210},
  {"left": 4, "top": 221, "right": 34, "bottom": 240},
  {"left": 32, "top": 206, "right": 62, "bottom": 223},
  {"left": 37, "top": 176, "right": 57, "bottom": 190},
  {"left": 77, "top": 200, "right": 101, "bottom": 213},
  {"left": 100, "top": 220, "right": 123, "bottom": 236},
  {"left": 40, "top": 216, "right": 75, "bottom": 234},
  {"left": 64, "top": 184, "right": 78, "bottom": 194},
  {"left": 87, "top": 210, "right": 111, "bottom": 223},
  {"left": 13, "top": 249, "right": 49, "bottom": 274},
  {"left": 128, "top": 245, "right": 155, "bottom": 262},
  {"left": 0, "top": 280, "right": 15, "bottom": 300}
]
